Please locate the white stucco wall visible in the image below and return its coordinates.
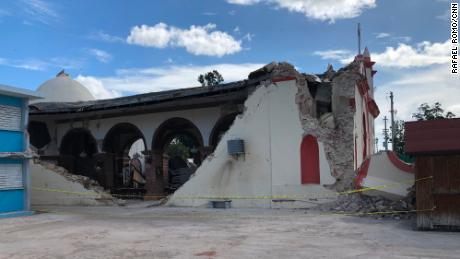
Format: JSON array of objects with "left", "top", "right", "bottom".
[
  {"left": 168, "top": 80, "right": 336, "bottom": 208},
  {"left": 362, "top": 151, "right": 414, "bottom": 199},
  {"left": 42, "top": 106, "right": 223, "bottom": 155},
  {"left": 354, "top": 85, "right": 365, "bottom": 169}
]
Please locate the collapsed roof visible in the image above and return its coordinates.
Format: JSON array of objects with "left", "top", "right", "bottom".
[{"left": 29, "top": 62, "right": 339, "bottom": 116}]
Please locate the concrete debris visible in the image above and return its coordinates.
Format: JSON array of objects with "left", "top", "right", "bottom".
[
  {"left": 294, "top": 63, "right": 361, "bottom": 191},
  {"left": 0, "top": 151, "right": 36, "bottom": 159},
  {"left": 248, "top": 61, "right": 299, "bottom": 80},
  {"left": 31, "top": 160, "right": 125, "bottom": 206},
  {"left": 39, "top": 161, "right": 105, "bottom": 192},
  {"left": 317, "top": 189, "right": 416, "bottom": 219}
]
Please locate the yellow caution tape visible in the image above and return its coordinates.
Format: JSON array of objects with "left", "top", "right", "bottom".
[
  {"left": 322, "top": 207, "right": 436, "bottom": 217},
  {"left": 32, "top": 176, "right": 433, "bottom": 201},
  {"left": 34, "top": 207, "right": 436, "bottom": 220}
]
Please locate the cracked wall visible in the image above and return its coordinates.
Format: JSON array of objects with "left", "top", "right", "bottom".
[{"left": 167, "top": 61, "right": 375, "bottom": 208}]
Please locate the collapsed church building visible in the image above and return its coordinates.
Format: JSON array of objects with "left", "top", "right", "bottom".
[{"left": 28, "top": 49, "right": 381, "bottom": 208}]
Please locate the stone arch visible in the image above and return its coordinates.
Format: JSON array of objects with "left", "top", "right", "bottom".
[
  {"left": 60, "top": 128, "right": 98, "bottom": 157},
  {"left": 152, "top": 117, "right": 204, "bottom": 155},
  {"left": 59, "top": 128, "right": 99, "bottom": 181},
  {"left": 208, "top": 113, "right": 239, "bottom": 150},
  {"left": 149, "top": 117, "right": 204, "bottom": 194},
  {"left": 103, "top": 122, "right": 147, "bottom": 155},
  {"left": 300, "top": 135, "right": 320, "bottom": 184},
  {"left": 102, "top": 123, "right": 147, "bottom": 193}
]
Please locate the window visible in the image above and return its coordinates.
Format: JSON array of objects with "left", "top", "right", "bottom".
[
  {"left": 0, "top": 164, "right": 23, "bottom": 189},
  {"left": 0, "top": 105, "right": 22, "bottom": 131}
]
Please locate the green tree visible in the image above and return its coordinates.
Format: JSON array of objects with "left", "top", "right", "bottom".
[
  {"left": 392, "top": 102, "right": 455, "bottom": 162},
  {"left": 198, "top": 70, "right": 224, "bottom": 87},
  {"left": 412, "top": 102, "right": 456, "bottom": 121},
  {"left": 165, "top": 138, "right": 190, "bottom": 161},
  {"left": 391, "top": 120, "right": 412, "bottom": 162},
  {"left": 165, "top": 134, "right": 198, "bottom": 161}
]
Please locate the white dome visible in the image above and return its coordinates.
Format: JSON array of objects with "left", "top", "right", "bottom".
[{"left": 34, "top": 70, "right": 95, "bottom": 103}]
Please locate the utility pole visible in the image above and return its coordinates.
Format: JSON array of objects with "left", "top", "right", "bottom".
[
  {"left": 389, "top": 91, "right": 395, "bottom": 150},
  {"left": 383, "top": 116, "right": 389, "bottom": 151}
]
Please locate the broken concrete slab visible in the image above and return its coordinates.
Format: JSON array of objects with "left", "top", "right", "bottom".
[{"left": 31, "top": 160, "right": 122, "bottom": 207}]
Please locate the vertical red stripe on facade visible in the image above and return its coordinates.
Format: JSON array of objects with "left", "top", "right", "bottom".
[
  {"left": 362, "top": 113, "right": 367, "bottom": 160},
  {"left": 300, "top": 135, "right": 320, "bottom": 184},
  {"left": 355, "top": 158, "right": 371, "bottom": 188}
]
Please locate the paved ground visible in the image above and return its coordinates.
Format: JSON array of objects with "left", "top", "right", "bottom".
[{"left": 1, "top": 204, "right": 460, "bottom": 259}]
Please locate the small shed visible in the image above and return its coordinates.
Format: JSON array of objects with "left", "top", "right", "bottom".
[
  {"left": 0, "top": 84, "right": 41, "bottom": 218},
  {"left": 405, "top": 118, "right": 460, "bottom": 230}
]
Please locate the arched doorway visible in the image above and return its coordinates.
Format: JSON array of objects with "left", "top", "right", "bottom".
[
  {"left": 103, "top": 123, "right": 147, "bottom": 196},
  {"left": 300, "top": 135, "right": 320, "bottom": 184},
  {"left": 209, "top": 113, "right": 239, "bottom": 150},
  {"left": 59, "top": 128, "right": 98, "bottom": 180},
  {"left": 152, "top": 118, "right": 204, "bottom": 193}
]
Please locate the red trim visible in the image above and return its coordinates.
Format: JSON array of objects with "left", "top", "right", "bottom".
[
  {"left": 355, "top": 158, "right": 371, "bottom": 188},
  {"left": 367, "top": 98, "right": 380, "bottom": 118},
  {"left": 357, "top": 81, "right": 366, "bottom": 96},
  {"left": 272, "top": 76, "right": 296, "bottom": 83},
  {"left": 386, "top": 151, "right": 414, "bottom": 173},
  {"left": 362, "top": 113, "right": 367, "bottom": 160},
  {"left": 364, "top": 61, "right": 375, "bottom": 68}
]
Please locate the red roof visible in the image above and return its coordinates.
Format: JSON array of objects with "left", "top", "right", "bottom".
[{"left": 405, "top": 118, "right": 460, "bottom": 155}]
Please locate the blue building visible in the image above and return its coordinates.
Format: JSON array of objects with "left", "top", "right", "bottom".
[{"left": 0, "top": 84, "right": 41, "bottom": 218}]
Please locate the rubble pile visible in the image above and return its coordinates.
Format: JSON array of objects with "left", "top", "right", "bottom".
[
  {"left": 318, "top": 189, "right": 416, "bottom": 219},
  {"left": 35, "top": 160, "right": 124, "bottom": 205},
  {"left": 38, "top": 161, "right": 105, "bottom": 192}
]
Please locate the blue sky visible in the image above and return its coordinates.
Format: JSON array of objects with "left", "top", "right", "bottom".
[{"left": 0, "top": 0, "right": 458, "bottom": 147}]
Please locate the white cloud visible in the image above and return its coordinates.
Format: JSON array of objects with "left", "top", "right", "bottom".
[
  {"left": 21, "top": 0, "right": 59, "bottom": 25},
  {"left": 374, "top": 65, "right": 460, "bottom": 148},
  {"left": 314, "top": 40, "right": 457, "bottom": 149},
  {"left": 375, "top": 32, "right": 390, "bottom": 39},
  {"left": 127, "top": 23, "right": 172, "bottom": 48},
  {"left": 377, "top": 66, "right": 460, "bottom": 120},
  {"left": 393, "top": 36, "right": 411, "bottom": 42},
  {"left": 75, "top": 75, "right": 122, "bottom": 99},
  {"left": 88, "top": 31, "right": 124, "bottom": 43},
  {"left": 313, "top": 49, "right": 353, "bottom": 62},
  {"left": 314, "top": 40, "right": 451, "bottom": 68},
  {"left": 87, "top": 48, "right": 112, "bottom": 63},
  {"left": 0, "top": 56, "right": 84, "bottom": 71},
  {"left": 243, "top": 33, "right": 254, "bottom": 42},
  {"left": 203, "top": 12, "right": 218, "bottom": 16},
  {"left": 76, "top": 63, "right": 264, "bottom": 98},
  {"left": 0, "top": 57, "right": 48, "bottom": 71},
  {"left": 126, "top": 23, "right": 242, "bottom": 57},
  {"left": 226, "top": 0, "right": 376, "bottom": 22},
  {"left": 372, "top": 40, "right": 450, "bottom": 68}
]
